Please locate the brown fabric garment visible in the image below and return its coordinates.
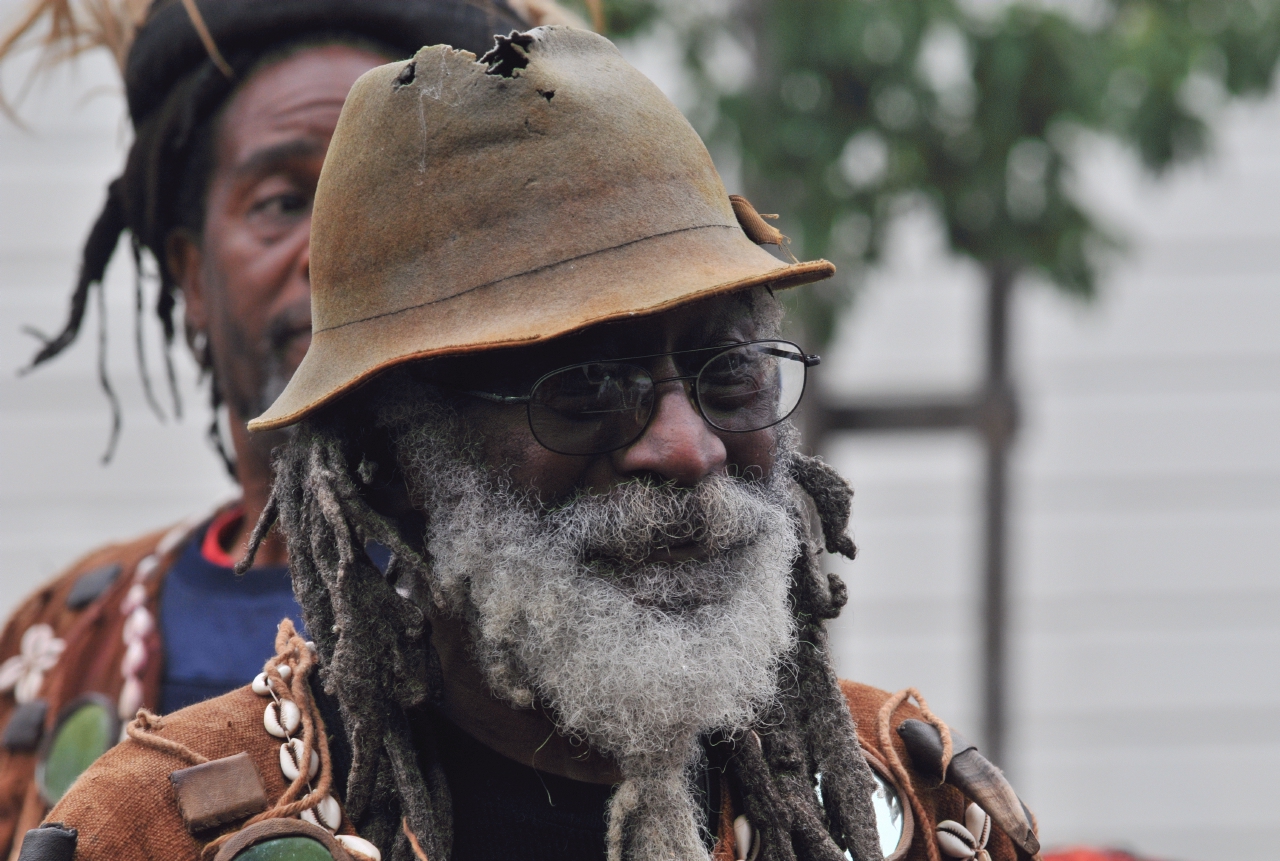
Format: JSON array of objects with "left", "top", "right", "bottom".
[
  {"left": 839, "top": 681, "right": 1035, "bottom": 861},
  {"left": 48, "top": 686, "right": 294, "bottom": 860},
  {"left": 0, "top": 509, "right": 220, "bottom": 860},
  {"left": 46, "top": 668, "right": 1037, "bottom": 861}
]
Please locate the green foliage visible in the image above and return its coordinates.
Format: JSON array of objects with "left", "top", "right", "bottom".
[
  {"left": 557, "top": 0, "right": 661, "bottom": 37},
  {"left": 601, "top": 0, "right": 1280, "bottom": 347}
]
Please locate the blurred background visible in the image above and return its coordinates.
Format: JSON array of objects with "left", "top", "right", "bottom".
[{"left": 1, "top": 0, "right": 1278, "bottom": 858}]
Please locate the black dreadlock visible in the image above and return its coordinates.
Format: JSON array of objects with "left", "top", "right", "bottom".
[{"left": 245, "top": 407, "right": 885, "bottom": 861}]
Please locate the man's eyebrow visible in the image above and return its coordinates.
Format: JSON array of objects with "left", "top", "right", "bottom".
[{"left": 231, "top": 139, "right": 328, "bottom": 180}]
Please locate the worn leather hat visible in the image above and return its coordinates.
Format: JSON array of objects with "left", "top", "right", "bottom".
[{"left": 249, "top": 25, "right": 835, "bottom": 431}]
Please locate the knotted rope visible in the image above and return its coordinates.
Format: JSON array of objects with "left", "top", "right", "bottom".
[
  {"left": 875, "top": 687, "right": 954, "bottom": 861},
  {"left": 126, "top": 710, "right": 209, "bottom": 765}
]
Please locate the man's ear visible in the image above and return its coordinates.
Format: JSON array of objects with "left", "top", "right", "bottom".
[{"left": 166, "top": 230, "right": 207, "bottom": 336}]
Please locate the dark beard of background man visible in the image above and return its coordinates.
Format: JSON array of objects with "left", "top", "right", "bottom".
[
  {"left": 375, "top": 374, "right": 803, "bottom": 861},
  {"left": 209, "top": 289, "right": 314, "bottom": 468}
]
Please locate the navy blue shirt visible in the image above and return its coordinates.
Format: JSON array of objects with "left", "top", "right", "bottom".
[{"left": 158, "top": 526, "right": 304, "bottom": 714}]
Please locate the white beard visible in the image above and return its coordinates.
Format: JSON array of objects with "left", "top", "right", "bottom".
[{"left": 381, "top": 393, "right": 801, "bottom": 861}]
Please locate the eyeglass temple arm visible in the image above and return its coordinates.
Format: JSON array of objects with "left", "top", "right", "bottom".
[
  {"left": 463, "top": 390, "right": 531, "bottom": 404},
  {"left": 759, "top": 347, "right": 820, "bottom": 367},
  {"left": 753, "top": 345, "right": 820, "bottom": 367}
]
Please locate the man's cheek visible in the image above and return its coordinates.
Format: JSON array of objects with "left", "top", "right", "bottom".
[
  {"left": 726, "top": 429, "right": 776, "bottom": 480},
  {"left": 495, "top": 437, "right": 590, "bottom": 501},
  {"left": 497, "top": 438, "right": 559, "bottom": 493},
  {"left": 461, "top": 409, "right": 537, "bottom": 477}
]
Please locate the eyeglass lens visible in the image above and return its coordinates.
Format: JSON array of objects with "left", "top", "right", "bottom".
[{"left": 526, "top": 341, "right": 808, "bottom": 455}]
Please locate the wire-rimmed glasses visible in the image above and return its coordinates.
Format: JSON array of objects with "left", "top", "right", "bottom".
[{"left": 464, "top": 339, "right": 820, "bottom": 455}]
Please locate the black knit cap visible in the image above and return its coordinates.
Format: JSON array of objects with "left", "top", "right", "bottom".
[{"left": 125, "top": 0, "right": 526, "bottom": 123}]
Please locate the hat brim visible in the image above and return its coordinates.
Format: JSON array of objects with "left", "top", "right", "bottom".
[{"left": 248, "top": 224, "right": 833, "bottom": 431}]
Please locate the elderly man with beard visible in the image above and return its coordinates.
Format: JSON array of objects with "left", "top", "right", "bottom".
[
  {"left": 0, "top": 0, "right": 571, "bottom": 854},
  {"left": 36, "top": 27, "right": 1042, "bottom": 861}
]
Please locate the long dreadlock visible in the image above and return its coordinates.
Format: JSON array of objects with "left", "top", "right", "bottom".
[{"left": 245, "top": 402, "right": 885, "bottom": 861}]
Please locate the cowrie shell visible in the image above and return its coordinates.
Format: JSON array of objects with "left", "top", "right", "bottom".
[
  {"left": 264, "top": 699, "right": 300, "bottom": 738},
  {"left": 122, "top": 606, "right": 154, "bottom": 642},
  {"left": 120, "top": 583, "right": 147, "bottom": 614},
  {"left": 120, "top": 638, "right": 148, "bottom": 676},
  {"left": 300, "top": 793, "right": 342, "bottom": 831},
  {"left": 280, "top": 738, "right": 319, "bottom": 781},
  {"left": 937, "top": 820, "right": 978, "bottom": 859},
  {"left": 135, "top": 554, "right": 159, "bottom": 580},
  {"left": 252, "top": 673, "right": 273, "bottom": 696},
  {"left": 964, "top": 803, "right": 991, "bottom": 851},
  {"left": 277, "top": 664, "right": 292, "bottom": 681},
  {"left": 117, "top": 675, "right": 144, "bottom": 721},
  {"left": 733, "top": 814, "right": 753, "bottom": 861},
  {"left": 335, "top": 835, "right": 381, "bottom": 861},
  {"left": 156, "top": 524, "right": 191, "bottom": 556}
]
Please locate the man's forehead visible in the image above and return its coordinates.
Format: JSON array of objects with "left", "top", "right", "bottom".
[{"left": 217, "top": 45, "right": 387, "bottom": 172}]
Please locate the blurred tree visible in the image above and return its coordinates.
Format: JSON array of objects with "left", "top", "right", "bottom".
[{"left": 576, "top": 0, "right": 1280, "bottom": 345}]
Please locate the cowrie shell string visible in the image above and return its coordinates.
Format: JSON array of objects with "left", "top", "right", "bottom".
[
  {"left": 280, "top": 737, "right": 319, "bottom": 782},
  {"left": 117, "top": 520, "right": 194, "bottom": 734},
  {"left": 334, "top": 834, "right": 382, "bottom": 861},
  {"left": 264, "top": 699, "right": 301, "bottom": 738},
  {"left": 250, "top": 642, "right": 383, "bottom": 860}
]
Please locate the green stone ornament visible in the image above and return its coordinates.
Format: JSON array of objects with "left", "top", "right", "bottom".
[
  {"left": 229, "top": 836, "right": 340, "bottom": 861},
  {"left": 213, "top": 819, "right": 354, "bottom": 861},
  {"left": 36, "top": 695, "right": 118, "bottom": 805}
]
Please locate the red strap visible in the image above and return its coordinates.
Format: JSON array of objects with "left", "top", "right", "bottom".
[{"left": 201, "top": 505, "right": 245, "bottom": 568}]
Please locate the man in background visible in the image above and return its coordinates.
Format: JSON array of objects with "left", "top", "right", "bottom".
[{"left": 0, "top": 0, "right": 579, "bottom": 853}]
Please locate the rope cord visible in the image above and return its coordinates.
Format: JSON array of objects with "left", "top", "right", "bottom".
[
  {"left": 875, "top": 688, "right": 954, "bottom": 861},
  {"left": 402, "top": 818, "right": 431, "bottom": 861},
  {"left": 125, "top": 710, "right": 210, "bottom": 766},
  {"left": 177, "top": 0, "right": 233, "bottom": 77}
]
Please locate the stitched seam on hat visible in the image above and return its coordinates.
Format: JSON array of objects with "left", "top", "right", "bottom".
[{"left": 314, "top": 222, "right": 748, "bottom": 334}]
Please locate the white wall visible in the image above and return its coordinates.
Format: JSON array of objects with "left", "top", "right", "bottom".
[
  {"left": 820, "top": 102, "right": 1280, "bottom": 860},
  {"left": 2, "top": 22, "right": 1277, "bottom": 861}
]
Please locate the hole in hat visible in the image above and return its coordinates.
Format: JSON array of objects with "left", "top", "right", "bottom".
[
  {"left": 481, "top": 31, "right": 535, "bottom": 78},
  {"left": 394, "top": 61, "right": 416, "bottom": 88}
]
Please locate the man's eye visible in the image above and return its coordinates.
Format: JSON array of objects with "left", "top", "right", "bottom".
[
  {"left": 244, "top": 188, "right": 312, "bottom": 241},
  {"left": 252, "top": 192, "right": 309, "bottom": 217}
]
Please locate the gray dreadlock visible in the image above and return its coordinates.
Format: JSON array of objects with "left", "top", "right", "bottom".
[{"left": 245, "top": 397, "right": 885, "bottom": 861}]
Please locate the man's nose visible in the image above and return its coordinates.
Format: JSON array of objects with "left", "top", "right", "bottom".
[{"left": 612, "top": 381, "right": 726, "bottom": 486}]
